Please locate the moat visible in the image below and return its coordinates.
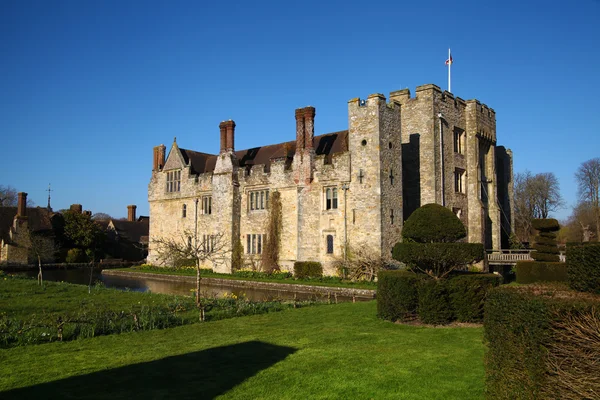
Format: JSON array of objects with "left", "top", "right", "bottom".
[{"left": 19, "top": 268, "right": 372, "bottom": 302}]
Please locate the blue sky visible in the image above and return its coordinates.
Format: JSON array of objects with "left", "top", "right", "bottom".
[{"left": 1, "top": 0, "right": 598, "bottom": 220}]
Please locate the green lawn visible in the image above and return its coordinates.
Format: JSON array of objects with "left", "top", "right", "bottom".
[
  {"left": 0, "top": 301, "right": 485, "bottom": 399},
  {"left": 118, "top": 265, "right": 378, "bottom": 290}
]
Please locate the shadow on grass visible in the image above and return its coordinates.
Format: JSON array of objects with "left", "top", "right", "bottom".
[{"left": 1, "top": 341, "right": 296, "bottom": 400}]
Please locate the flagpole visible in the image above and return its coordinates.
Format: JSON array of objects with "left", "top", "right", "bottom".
[{"left": 448, "top": 48, "right": 451, "bottom": 93}]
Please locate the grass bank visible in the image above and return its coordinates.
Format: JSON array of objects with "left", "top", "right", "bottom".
[
  {"left": 0, "top": 275, "right": 322, "bottom": 347},
  {"left": 119, "top": 264, "right": 378, "bottom": 290},
  {"left": 0, "top": 301, "right": 484, "bottom": 399}
]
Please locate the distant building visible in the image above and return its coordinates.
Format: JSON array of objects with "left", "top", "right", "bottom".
[
  {"left": 0, "top": 193, "right": 54, "bottom": 265},
  {"left": 105, "top": 205, "right": 149, "bottom": 261},
  {"left": 147, "top": 84, "right": 514, "bottom": 274}
]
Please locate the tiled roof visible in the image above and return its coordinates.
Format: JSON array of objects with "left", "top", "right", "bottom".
[
  {"left": 110, "top": 219, "right": 150, "bottom": 244},
  {"left": 0, "top": 207, "right": 54, "bottom": 244},
  {"left": 179, "top": 131, "right": 348, "bottom": 175}
]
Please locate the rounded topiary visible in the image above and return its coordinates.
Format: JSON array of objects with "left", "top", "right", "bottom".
[
  {"left": 402, "top": 203, "right": 466, "bottom": 243},
  {"left": 532, "top": 218, "right": 560, "bottom": 232}
]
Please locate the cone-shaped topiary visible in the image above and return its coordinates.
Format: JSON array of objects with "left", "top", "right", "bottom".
[{"left": 402, "top": 203, "right": 467, "bottom": 243}]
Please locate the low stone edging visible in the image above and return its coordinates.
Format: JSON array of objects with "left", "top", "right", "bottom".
[{"left": 101, "top": 270, "right": 376, "bottom": 299}]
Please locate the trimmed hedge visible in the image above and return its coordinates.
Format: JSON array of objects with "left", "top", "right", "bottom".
[
  {"left": 448, "top": 273, "right": 502, "bottom": 322},
  {"left": 392, "top": 242, "right": 484, "bottom": 278},
  {"left": 484, "top": 285, "right": 600, "bottom": 399},
  {"left": 293, "top": 261, "right": 323, "bottom": 279},
  {"left": 567, "top": 243, "right": 600, "bottom": 294},
  {"left": 515, "top": 261, "right": 567, "bottom": 283},
  {"left": 532, "top": 243, "right": 560, "bottom": 254},
  {"left": 401, "top": 203, "right": 466, "bottom": 243},
  {"left": 377, "top": 271, "right": 501, "bottom": 324},
  {"left": 530, "top": 252, "right": 560, "bottom": 262},
  {"left": 376, "top": 270, "right": 426, "bottom": 322}
]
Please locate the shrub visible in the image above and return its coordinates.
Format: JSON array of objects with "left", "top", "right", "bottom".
[
  {"left": 516, "top": 261, "right": 567, "bottom": 284},
  {"left": 484, "top": 285, "right": 600, "bottom": 399},
  {"left": 293, "top": 262, "right": 323, "bottom": 279},
  {"left": 377, "top": 271, "right": 426, "bottom": 322},
  {"left": 567, "top": 243, "right": 600, "bottom": 294},
  {"left": 401, "top": 203, "right": 466, "bottom": 243},
  {"left": 392, "top": 242, "right": 484, "bottom": 279},
  {"left": 65, "top": 248, "right": 86, "bottom": 263},
  {"left": 448, "top": 273, "right": 502, "bottom": 323},
  {"left": 418, "top": 279, "right": 453, "bottom": 325},
  {"left": 531, "top": 218, "right": 560, "bottom": 231}
]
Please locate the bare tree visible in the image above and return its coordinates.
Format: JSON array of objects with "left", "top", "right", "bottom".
[
  {"left": 153, "top": 231, "right": 230, "bottom": 320},
  {"left": 514, "top": 171, "right": 564, "bottom": 243},
  {"left": 334, "top": 247, "right": 388, "bottom": 282},
  {"left": 91, "top": 212, "right": 112, "bottom": 221},
  {"left": 575, "top": 157, "right": 600, "bottom": 241},
  {"left": 0, "top": 185, "right": 35, "bottom": 207},
  {"left": 25, "top": 230, "right": 56, "bottom": 286}
]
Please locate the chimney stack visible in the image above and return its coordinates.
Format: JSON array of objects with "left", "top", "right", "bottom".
[
  {"left": 219, "top": 120, "right": 236, "bottom": 153},
  {"left": 83, "top": 210, "right": 92, "bottom": 217},
  {"left": 219, "top": 122, "right": 227, "bottom": 153},
  {"left": 70, "top": 204, "right": 83, "bottom": 213},
  {"left": 303, "top": 107, "right": 315, "bottom": 150},
  {"left": 17, "top": 192, "right": 27, "bottom": 217},
  {"left": 295, "top": 108, "right": 305, "bottom": 151},
  {"left": 153, "top": 144, "right": 166, "bottom": 171},
  {"left": 127, "top": 205, "right": 137, "bottom": 222}
]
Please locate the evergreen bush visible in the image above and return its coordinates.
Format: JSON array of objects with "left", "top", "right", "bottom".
[
  {"left": 65, "top": 248, "right": 86, "bottom": 263},
  {"left": 401, "top": 203, "right": 466, "bottom": 243},
  {"left": 484, "top": 285, "right": 600, "bottom": 399},
  {"left": 448, "top": 273, "right": 502, "bottom": 322},
  {"left": 531, "top": 218, "right": 560, "bottom": 262},
  {"left": 417, "top": 279, "right": 453, "bottom": 325},
  {"left": 376, "top": 271, "right": 425, "bottom": 322},
  {"left": 293, "top": 262, "right": 323, "bottom": 279},
  {"left": 567, "top": 243, "right": 600, "bottom": 294},
  {"left": 515, "top": 261, "right": 567, "bottom": 284}
]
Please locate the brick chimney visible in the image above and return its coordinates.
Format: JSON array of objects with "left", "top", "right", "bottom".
[
  {"left": 70, "top": 204, "right": 83, "bottom": 213},
  {"left": 83, "top": 210, "right": 92, "bottom": 217},
  {"left": 219, "top": 120, "right": 235, "bottom": 153},
  {"left": 153, "top": 144, "right": 166, "bottom": 171},
  {"left": 303, "top": 107, "right": 315, "bottom": 150},
  {"left": 127, "top": 205, "right": 137, "bottom": 222},
  {"left": 17, "top": 192, "right": 27, "bottom": 217},
  {"left": 295, "top": 108, "right": 305, "bottom": 151}
]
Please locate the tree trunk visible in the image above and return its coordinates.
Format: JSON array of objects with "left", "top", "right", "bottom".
[
  {"left": 37, "top": 255, "right": 43, "bottom": 286},
  {"left": 195, "top": 260, "right": 201, "bottom": 306}
]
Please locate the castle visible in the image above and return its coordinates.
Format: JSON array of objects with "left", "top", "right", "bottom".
[{"left": 147, "top": 84, "right": 514, "bottom": 274}]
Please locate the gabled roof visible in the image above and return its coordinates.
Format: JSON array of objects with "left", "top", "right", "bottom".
[
  {"left": 110, "top": 219, "right": 150, "bottom": 244},
  {"left": 178, "top": 130, "right": 348, "bottom": 175},
  {"left": 0, "top": 207, "right": 54, "bottom": 243}
]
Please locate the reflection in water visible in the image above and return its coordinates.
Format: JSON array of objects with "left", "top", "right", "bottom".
[{"left": 20, "top": 269, "right": 368, "bottom": 302}]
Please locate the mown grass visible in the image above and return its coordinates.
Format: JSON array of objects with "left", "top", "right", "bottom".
[
  {"left": 119, "top": 265, "right": 378, "bottom": 290},
  {"left": 0, "top": 301, "right": 485, "bottom": 399}
]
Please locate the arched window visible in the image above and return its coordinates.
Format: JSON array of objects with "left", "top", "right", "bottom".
[{"left": 326, "top": 235, "right": 334, "bottom": 254}]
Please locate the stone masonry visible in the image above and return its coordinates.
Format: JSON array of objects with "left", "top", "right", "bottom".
[{"left": 147, "top": 84, "right": 514, "bottom": 274}]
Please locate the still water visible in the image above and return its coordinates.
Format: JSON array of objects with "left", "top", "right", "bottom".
[{"left": 20, "top": 269, "right": 369, "bottom": 302}]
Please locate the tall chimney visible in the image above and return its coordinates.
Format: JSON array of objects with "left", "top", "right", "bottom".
[
  {"left": 295, "top": 108, "right": 305, "bottom": 151},
  {"left": 153, "top": 144, "right": 166, "bottom": 171},
  {"left": 17, "top": 192, "right": 27, "bottom": 217},
  {"left": 219, "top": 122, "right": 227, "bottom": 153},
  {"left": 225, "top": 120, "right": 235, "bottom": 151},
  {"left": 127, "top": 205, "right": 137, "bottom": 222},
  {"left": 70, "top": 204, "right": 83, "bottom": 213},
  {"left": 303, "top": 107, "right": 315, "bottom": 150}
]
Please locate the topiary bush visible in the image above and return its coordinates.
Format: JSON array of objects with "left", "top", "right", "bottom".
[
  {"left": 401, "top": 203, "right": 466, "bottom": 243},
  {"left": 531, "top": 218, "right": 560, "bottom": 262},
  {"left": 293, "top": 261, "right": 323, "bottom": 279},
  {"left": 484, "top": 285, "right": 600, "bottom": 399},
  {"left": 392, "top": 242, "right": 484, "bottom": 280},
  {"left": 567, "top": 243, "right": 600, "bottom": 294},
  {"left": 377, "top": 270, "right": 426, "bottom": 322},
  {"left": 515, "top": 261, "right": 567, "bottom": 284}
]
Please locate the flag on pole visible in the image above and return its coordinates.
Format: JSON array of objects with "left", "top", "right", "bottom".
[{"left": 445, "top": 53, "right": 453, "bottom": 65}]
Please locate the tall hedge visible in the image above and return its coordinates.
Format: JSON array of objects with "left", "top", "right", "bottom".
[
  {"left": 293, "top": 262, "right": 323, "bottom": 279},
  {"left": 377, "top": 271, "right": 501, "bottom": 324},
  {"left": 567, "top": 243, "right": 600, "bottom": 294},
  {"left": 484, "top": 285, "right": 600, "bottom": 399},
  {"left": 531, "top": 218, "right": 560, "bottom": 262}
]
